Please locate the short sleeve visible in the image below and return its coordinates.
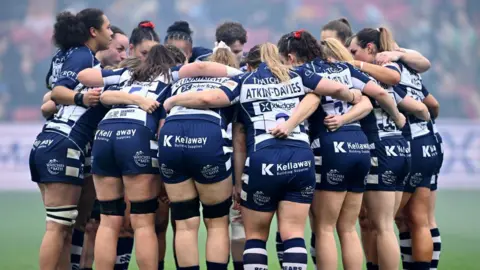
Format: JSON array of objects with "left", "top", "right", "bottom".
[
  {"left": 421, "top": 84, "right": 430, "bottom": 97},
  {"left": 218, "top": 75, "right": 242, "bottom": 104},
  {"left": 392, "top": 86, "right": 407, "bottom": 100},
  {"left": 346, "top": 63, "right": 371, "bottom": 91},
  {"left": 102, "top": 68, "right": 128, "bottom": 87},
  {"left": 54, "top": 49, "right": 94, "bottom": 89},
  {"left": 170, "top": 65, "right": 182, "bottom": 82},
  {"left": 297, "top": 67, "right": 322, "bottom": 92},
  {"left": 383, "top": 62, "right": 401, "bottom": 75}
]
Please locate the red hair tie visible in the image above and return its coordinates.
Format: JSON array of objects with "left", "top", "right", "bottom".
[
  {"left": 293, "top": 29, "right": 305, "bottom": 39},
  {"left": 140, "top": 22, "right": 155, "bottom": 29}
]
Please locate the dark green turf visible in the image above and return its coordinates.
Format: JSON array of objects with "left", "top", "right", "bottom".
[{"left": 0, "top": 191, "right": 477, "bottom": 269}]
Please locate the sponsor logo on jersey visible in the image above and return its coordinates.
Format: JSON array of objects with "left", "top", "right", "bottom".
[
  {"left": 422, "top": 145, "right": 438, "bottom": 158},
  {"left": 46, "top": 159, "right": 65, "bottom": 175},
  {"left": 160, "top": 164, "right": 174, "bottom": 178},
  {"left": 116, "top": 129, "right": 137, "bottom": 139},
  {"left": 201, "top": 165, "right": 220, "bottom": 179},
  {"left": 381, "top": 170, "right": 396, "bottom": 185},
  {"left": 334, "top": 141, "right": 370, "bottom": 154},
  {"left": 253, "top": 191, "right": 270, "bottom": 206},
  {"left": 133, "top": 151, "right": 150, "bottom": 167},
  {"left": 301, "top": 186, "right": 314, "bottom": 198},
  {"left": 95, "top": 130, "right": 113, "bottom": 141},
  {"left": 326, "top": 169, "right": 344, "bottom": 185},
  {"left": 163, "top": 135, "right": 208, "bottom": 148},
  {"left": 261, "top": 160, "right": 312, "bottom": 176}
]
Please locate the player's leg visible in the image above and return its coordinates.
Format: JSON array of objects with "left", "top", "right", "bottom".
[
  {"left": 155, "top": 183, "right": 170, "bottom": 270},
  {"left": 93, "top": 175, "right": 125, "bottom": 270},
  {"left": 278, "top": 147, "right": 315, "bottom": 270},
  {"left": 165, "top": 178, "right": 200, "bottom": 269},
  {"left": 196, "top": 176, "right": 232, "bottom": 269}
]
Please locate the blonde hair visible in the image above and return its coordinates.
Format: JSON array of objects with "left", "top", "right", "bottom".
[
  {"left": 118, "top": 57, "right": 142, "bottom": 69},
  {"left": 103, "top": 65, "right": 117, "bottom": 70},
  {"left": 378, "top": 27, "right": 395, "bottom": 52},
  {"left": 322, "top": 38, "right": 354, "bottom": 62},
  {"left": 260, "top": 42, "right": 291, "bottom": 82},
  {"left": 208, "top": 48, "right": 239, "bottom": 68}
]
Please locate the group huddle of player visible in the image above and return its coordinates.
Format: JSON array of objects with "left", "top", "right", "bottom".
[{"left": 29, "top": 7, "right": 443, "bottom": 270}]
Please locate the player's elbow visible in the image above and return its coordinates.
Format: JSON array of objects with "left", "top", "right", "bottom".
[
  {"left": 389, "top": 71, "right": 401, "bottom": 85},
  {"left": 41, "top": 101, "right": 57, "bottom": 119},
  {"left": 416, "top": 58, "right": 431, "bottom": 73},
  {"left": 362, "top": 96, "right": 374, "bottom": 112}
]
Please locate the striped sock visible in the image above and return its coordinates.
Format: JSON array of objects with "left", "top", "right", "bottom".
[
  {"left": 399, "top": 232, "right": 413, "bottom": 270},
  {"left": 158, "top": 260, "right": 164, "bottom": 270},
  {"left": 243, "top": 239, "right": 268, "bottom": 270},
  {"left": 233, "top": 261, "right": 244, "bottom": 270},
  {"left": 114, "top": 237, "right": 134, "bottom": 270},
  {"left": 70, "top": 228, "right": 84, "bottom": 270},
  {"left": 275, "top": 231, "right": 284, "bottom": 267},
  {"left": 206, "top": 261, "right": 228, "bottom": 270},
  {"left": 283, "top": 238, "right": 308, "bottom": 270},
  {"left": 431, "top": 228, "right": 441, "bottom": 270},
  {"left": 310, "top": 233, "right": 316, "bottom": 266}
]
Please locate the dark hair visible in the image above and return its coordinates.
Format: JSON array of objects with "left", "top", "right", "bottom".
[
  {"left": 215, "top": 22, "right": 247, "bottom": 46},
  {"left": 165, "top": 21, "right": 193, "bottom": 43},
  {"left": 130, "top": 44, "right": 176, "bottom": 83},
  {"left": 111, "top": 25, "right": 125, "bottom": 37},
  {"left": 53, "top": 8, "right": 105, "bottom": 50},
  {"left": 355, "top": 27, "right": 394, "bottom": 52},
  {"left": 165, "top": 44, "right": 187, "bottom": 65},
  {"left": 322, "top": 18, "right": 353, "bottom": 44},
  {"left": 129, "top": 20, "right": 159, "bottom": 46},
  {"left": 277, "top": 30, "right": 325, "bottom": 62},
  {"left": 246, "top": 45, "right": 261, "bottom": 69}
]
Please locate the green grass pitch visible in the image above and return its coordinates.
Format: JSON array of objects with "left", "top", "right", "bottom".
[{"left": 0, "top": 190, "right": 478, "bottom": 269}]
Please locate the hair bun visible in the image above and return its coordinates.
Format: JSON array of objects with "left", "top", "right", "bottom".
[
  {"left": 139, "top": 21, "right": 155, "bottom": 29},
  {"left": 167, "top": 21, "right": 192, "bottom": 35},
  {"left": 337, "top": 18, "right": 351, "bottom": 27}
]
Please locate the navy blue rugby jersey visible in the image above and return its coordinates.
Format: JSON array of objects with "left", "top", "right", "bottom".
[
  {"left": 218, "top": 63, "right": 324, "bottom": 153},
  {"left": 44, "top": 46, "right": 109, "bottom": 148},
  {"left": 100, "top": 69, "right": 168, "bottom": 133},
  {"left": 304, "top": 59, "right": 370, "bottom": 139},
  {"left": 162, "top": 65, "right": 236, "bottom": 131},
  {"left": 188, "top": 46, "right": 213, "bottom": 63},
  {"left": 396, "top": 62, "right": 430, "bottom": 140}
]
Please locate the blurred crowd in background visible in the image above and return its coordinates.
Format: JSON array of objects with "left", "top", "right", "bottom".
[{"left": 0, "top": 0, "right": 479, "bottom": 121}]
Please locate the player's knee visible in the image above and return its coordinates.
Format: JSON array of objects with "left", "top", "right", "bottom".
[
  {"left": 203, "top": 197, "right": 232, "bottom": 220},
  {"left": 99, "top": 198, "right": 126, "bottom": 216},
  {"left": 130, "top": 198, "right": 158, "bottom": 215},
  {"left": 46, "top": 205, "right": 78, "bottom": 227},
  {"left": 170, "top": 197, "right": 200, "bottom": 221}
]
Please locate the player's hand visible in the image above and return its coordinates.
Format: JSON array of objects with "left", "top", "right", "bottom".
[
  {"left": 83, "top": 88, "right": 102, "bottom": 107},
  {"left": 163, "top": 97, "right": 174, "bottom": 113},
  {"left": 139, "top": 98, "right": 160, "bottom": 114},
  {"left": 394, "top": 113, "right": 406, "bottom": 129},
  {"left": 324, "top": 115, "right": 345, "bottom": 132},
  {"left": 375, "top": 51, "right": 402, "bottom": 65},
  {"left": 270, "top": 121, "right": 294, "bottom": 139},
  {"left": 351, "top": 89, "right": 363, "bottom": 105},
  {"left": 233, "top": 184, "right": 242, "bottom": 207}
]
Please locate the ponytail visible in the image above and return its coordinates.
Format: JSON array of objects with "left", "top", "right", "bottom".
[
  {"left": 355, "top": 26, "right": 395, "bottom": 53},
  {"left": 322, "top": 18, "right": 353, "bottom": 45},
  {"left": 208, "top": 48, "right": 239, "bottom": 68},
  {"left": 378, "top": 27, "right": 395, "bottom": 52},
  {"left": 322, "top": 38, "right": 354, "bottom": 62},
  {"left": 260, "top": 43, "right": 291, "bottom": 83}
]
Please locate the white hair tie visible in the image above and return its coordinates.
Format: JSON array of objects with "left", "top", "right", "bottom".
[{"left": 213, "top": 41, "right": 231, "bottom": 52}]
